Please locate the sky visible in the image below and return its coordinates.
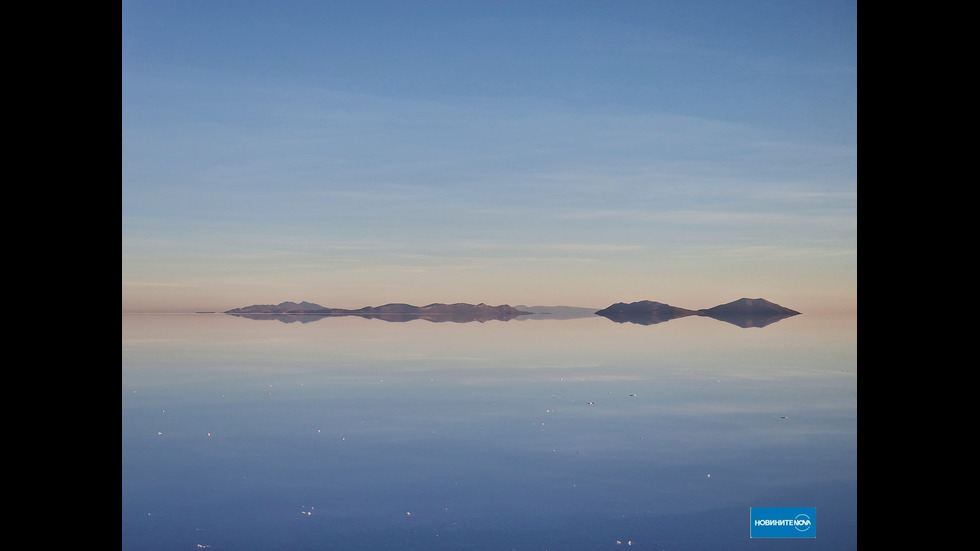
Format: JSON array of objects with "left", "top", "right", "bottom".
[{"left": 122, "top": 0, "right": 857, "bottom": 314}]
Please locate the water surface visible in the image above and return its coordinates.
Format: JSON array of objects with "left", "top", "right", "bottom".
[{"left": 122, "top": 312, "right": 856, "bottom": 550}]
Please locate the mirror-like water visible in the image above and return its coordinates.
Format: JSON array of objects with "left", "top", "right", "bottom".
[{"left": 122, "top": 312, "right": 856, "bottom": 550}]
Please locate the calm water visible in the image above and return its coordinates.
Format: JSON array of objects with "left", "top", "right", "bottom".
[{"left": 122, "top": 311, "right": 857, "bottom": 550}]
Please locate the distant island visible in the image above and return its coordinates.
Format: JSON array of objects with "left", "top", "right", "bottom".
[
  {"left": 594, "top": 301, "right": 697, "bottom": 325},
  {"left": 697, "top": 298, "right": 801, "bottom": 327},
  {"left": 224, "top": 298, "right": 800, "bottom": 327},
  {"left": 595, "top": 298, "right": 800, "bottom": 328},
  {"left": 225, "top": 302, "right": 533, "bottom": 323}
]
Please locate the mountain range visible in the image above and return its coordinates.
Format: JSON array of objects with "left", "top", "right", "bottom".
[
  {"left": 225, "top": 302, "right": 532, "bottom": 323},
  {"left": 225, "top": 298, "right": 800, "bottom": 327}
]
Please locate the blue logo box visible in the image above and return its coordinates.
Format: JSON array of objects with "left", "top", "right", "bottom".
[{"left": 750, "top": 507, "right": 816, "bottom": 538}]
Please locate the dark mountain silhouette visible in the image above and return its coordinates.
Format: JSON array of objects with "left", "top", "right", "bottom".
[
  {"left": 595, "top": 298, "right": 800, "bottom": 327},
  {"left": 696, "top": 298, "right": 801, "bottom": 328},
  {"left": 226, "top": 301, "right": 328, "bottom": 315},
  {"left": 594, "top": 301, "right": 697, "bottom": 325},
  {"left": 225, "top": 302, "right": 532, "bottom": 323}
]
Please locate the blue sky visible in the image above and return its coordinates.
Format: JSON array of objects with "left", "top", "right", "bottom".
[{"left": 122, "top": 1, "right": 856, "bottom": 313}]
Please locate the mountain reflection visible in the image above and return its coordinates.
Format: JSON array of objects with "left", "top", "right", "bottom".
[
  {"left": 230, "top": 310, "right": 800, "bottom": 327},
  {"left": 700, "top": 311, "right": 800, "bottom": 328},
  {"left": 594, "top": 311, "right": 800, "bottom": 328}
]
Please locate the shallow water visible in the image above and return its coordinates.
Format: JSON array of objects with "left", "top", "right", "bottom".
[{"left": 122, "top": 311, "right": 856, "bottom": 550}]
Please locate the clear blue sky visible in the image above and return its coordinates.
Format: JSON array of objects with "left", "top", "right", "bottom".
[{"left": 122, "top": 0, "right": 856, "bottom": 313}]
